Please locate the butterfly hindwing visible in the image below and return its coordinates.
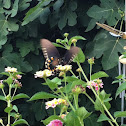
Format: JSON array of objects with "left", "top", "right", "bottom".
[{"left": 63, "top": 46, "right": 80, "bottom": 64}]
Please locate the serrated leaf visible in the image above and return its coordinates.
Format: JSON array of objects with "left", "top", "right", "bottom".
[
  {"left": 116, "top": 82, "right": 126, "bottom": 98},
  {"left": 91, "top": 71, "right": 109, "bottom": 80},
  {"left": 42, "top": 115, "right": 64, "bottom": 125},
  {"left": 29, "top": 92, "right": 58, "bottom": 101},
  {"left": 12, "top": 119, "right": 29, "bottom": 126},
  {"left": 97, "top": 114, "right": 110, "bottom": 122},
  {"left": 114, "top": 111, "right": 126, "bottom": 118},
  {"left": 12, "top": 93, "right": 30, "bottom": 101}
]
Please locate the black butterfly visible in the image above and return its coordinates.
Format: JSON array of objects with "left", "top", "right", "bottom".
[{"left": 40, "top": 39, "right": 80, "bottom": 72}]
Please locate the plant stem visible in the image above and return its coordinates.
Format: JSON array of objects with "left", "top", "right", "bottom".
[
  {"left": 74, "top": 94, "right": 79, "bottom": 109},
  {"left": 11, "top": 87, "right": 17, "bottom": 101},
  {"left": 84, "top": 92, "right": 95, "bottom": 104},
  {"left": 90, "top": 64, "right": 92, "bottom": 81},
  {"left": 70, "top": 70, "right": 76, "bottom": 77},
  {"left": 2, "top": 88, "right": 6, "bottom": 97}
]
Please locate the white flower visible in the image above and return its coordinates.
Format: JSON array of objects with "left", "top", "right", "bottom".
[
  {"left": 5, "top": 67, "right": 17, "bottom": 73},
  {"left": 34, "top": 71, "right": 44, "bottom": 78},
  {"left": 34, "top": 69, "right": 52, "bottom": 78},
  {"left": 56, "top": 65, "right": 72, "bottom": 72}
]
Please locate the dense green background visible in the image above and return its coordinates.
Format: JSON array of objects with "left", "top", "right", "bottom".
[{"left": 0, "top": 0, "right": 125, "bottom": 125}]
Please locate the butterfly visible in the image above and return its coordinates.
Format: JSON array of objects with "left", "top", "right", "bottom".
[
  {"left": 40, "top": 39, "right": 80, "bottom": 72},
  {"left": 96, "top": 22, "right": 126, "bottom": 39}
]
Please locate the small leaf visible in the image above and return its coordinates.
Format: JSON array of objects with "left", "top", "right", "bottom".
[
  {"left": 91, "top": 71, "right": 109, "bottom": 80},
  {"left": 114, "top": 111, "right": 126, "bottom": 118},
  {"left": 12, "top": 93, "right": 30, "bottom": 101},
  {"left": 4, "top": 107, "right": 13, "bottom": 113},
  {"left": 13, "top": 105, "right": 18, "bottom": 112},
  {"left": 0, "top": 95, "right": 6, "bottom": 101},
  {"left": 97, "top": 114, "right": 110, "bottom": 122},
  {"left": 29, "top": 92, "right": 58, "bottom": 101},
  {"left": 6, "top": 76, "right": 13, "bottom": 85},
  {"left": 116, "top": 82, "right": 126, "bottom": 98},
  {"left": 12, "top": 119, "right": 29, "bottom": 126},
  {"left": 52, "top": 43, "right": 65, "bottom": 48},
  {"left": 42, "top": 115, "right": 64, "bottom": 125},
  {"left": 73, "top": 48, "right": 85, "bottom": 63},
  {"left": 68, "top": 36, "right": 86, "bottom": 45}
]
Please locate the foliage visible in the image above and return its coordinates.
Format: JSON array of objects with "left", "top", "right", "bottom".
[{"left": 0, "top": 0, "right": 125, "bottom": 125}]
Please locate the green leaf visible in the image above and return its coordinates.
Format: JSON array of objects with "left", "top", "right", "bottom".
[
  {"left": 51, "top": 77, "right": 61, "bottom": 85},
  {"left": 13, "top": 105, "right": 18, "bottom": 112},
  {"left": 22, "top": 0, "right": 48, "bottom": 26},
  {"left": 46, "top": 78, "right": 58, "bottom": 90},
  {"left": 12, "top": 93, "right": 30, "bottom": 101},
  {"left": 3, "top": 0, "right": 11, "bottom": 9},
  {"left": 63, "top": 76, "right": 78, "bottom": 82},
  {"left": 114, "top": 111, "right": 126, "bottom": 118},
  {"left": 91, "top": 71, "right": 109, "bottom": 80},
  {"left": 53, "top": 0, "right": 64, "bottom": 11},
  {"left": 52, "top": 43, "right": 65, "bottom": 48},
  {"left": 16, "top": 40, "right": 35, "bottom": 57},
  {"left": 73, "top": 48, "right": 85, "bottom": 63},
  {"left": 29, "top": 92, "right": 58, "bottom": 101},
  {"left": 19, "top": 0, "right": 32, "bottom": 11},
  {"left": 65, "top": 111, "right": 82, "bottom": 126},
  {"left": 6, "top": 76, "right": 13, "bottom": 85},
  {"left": 4, "top": 106, "right": 13, "bottom": 113},
  {"left": 75, "top": 107, "right": 92, "bottom": 120},
  {"left": 42, "top": 115, "right": 64, "bottom": 125},
  {"left": 5, "top": 0, "right": 19, "bottom": 17},
  {"left": 12, "top": 119, "right": 29, "bottom": 126},
  {"left": 68, "top": 36, "right": 86, "bottom": 45},
  {"left": 58, "top": 1, "right": 77, "bottom": 30},
  {"left": 0, "top": 72, "right": 10, "bottom": 76},
  {"left": 0, "top": 95, "right": 6, "bottom": 101},
  {"left": 87, "top": 5, "right": 110, "bottom": 20},
  {"left": 97, "top": 114, "right": 110, "bottom": 122},
  {"left": 116, "top": 82, "right": 126, "bottom": 98}
]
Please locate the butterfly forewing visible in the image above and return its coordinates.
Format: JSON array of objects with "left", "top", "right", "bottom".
[{"left": 40, "top": 39, "right": 60, "bottom": 69}]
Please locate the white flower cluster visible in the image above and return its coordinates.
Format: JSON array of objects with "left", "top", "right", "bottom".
[
  {"left": 5, "top": 67, "right": 17, "bottom": 73},
  {"left": 56, "top": 65, "right": 72, "bottom": 72},
  {"left": 34, "top": 69, "right": 52, "bottom": 78}
]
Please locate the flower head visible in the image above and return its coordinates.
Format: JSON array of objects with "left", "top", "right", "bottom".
[
  {"left": 34, "top": 69, "right": 52, "bottom": 78},
  {"left": 56, "top": 65, "right": 72, "bottom": 72},
  {"left": 87, "top": 79, "right": 103, "bottom": 91},
  {"left": 5, "top": 67, "right": 17, "bottom": 73},
  {"left": 46, "top": 119, "right": 63, "bottom": 126}
]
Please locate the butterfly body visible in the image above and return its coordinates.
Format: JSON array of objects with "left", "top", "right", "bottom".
[
  {"left": 96, "top": 22, "right": 126, "bottom": 39},
  {"left": 40, "top": 39, "right": 80, "bottom": 72}
]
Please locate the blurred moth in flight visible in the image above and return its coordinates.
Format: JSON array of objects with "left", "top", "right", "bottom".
[{"left": 96, "top": 22, "right": 126, "bottom": 39}]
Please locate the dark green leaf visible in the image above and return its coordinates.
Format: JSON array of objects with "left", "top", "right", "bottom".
[
  {"left": 97, "top": 114, "right": 110, "bottom": 122},
  {"left": 114, "top": 111, "right": 126, "bottom": 118},
  {"left": 91, "top": 71, "right": 109, "bottom": 80},
  {"left": 29, "top": 92, "right": 58, "bottom": 101},
  {"left": 19, "top": 0, "right": 32, "bottom": 11},
  {"left": 12, "top": 93, "right": 30, "bottom": 101},
  {"left": 116, "top": 82, "right": 126, "bottom": 98},
  {"left": 12, "top": 119, "right": 29, "bottom": 126}
]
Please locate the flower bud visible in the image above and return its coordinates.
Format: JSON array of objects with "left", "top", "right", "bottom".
[
  {"left": 76, "top": 68, "right": 82, "bottom": 72},
  {"left": 0, "top": 80, "right": 4, "bottom": 89},
  {"left": 88, "top": 57, "right": 94, "bottom": 65},
  {"left": 56, "top": 39, "right": 61, "bottom": 43},
  {"left": 64, "top": 33, "right": 69, "bottom": 37},
  {"left": 71, "top": 39, "right": 77, "bottom": 44}
]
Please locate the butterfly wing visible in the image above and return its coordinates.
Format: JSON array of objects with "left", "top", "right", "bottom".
[
  {"left": 96, "top": 22, "right": 124, "bottom": 37},
  {"left": 63, "top": 46, "right": 80, "bottom": 64},
  {"left": 40, "top": 39, "right": 60, "bottom": 69}
]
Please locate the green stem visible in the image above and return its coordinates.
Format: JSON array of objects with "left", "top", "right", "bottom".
[
  {"left": 54, "top": 108, "right": 56, "bottom": 115},
  {"left": 90, "top": 64, "right": 92, "bottom": 81},
  {"left": 64, "top": 73, "right": 67, "bottom": 97},
  {"left": 79, "top": 72, "right": 81, "bottom": 80},
  {"left": 77, "top": 62, "right": 89, "bottom": 82},
  {"left": 70, "top": 70, "right": 76, "bottom": 77},
  {"left": 84, "top": 92, "right": 95, "bottom": 104},
  {"left": 90, "top": 86, "right": 119, "bottom": 126},
  {"left": 11, "top": 87, "right": 17, "bottom": 101},
  {"left": 7, "top": 100, "right": 11, "bottom": 125},
  {"left": 2, "top": 88, "right": 6, "bottom": 97},
  {"left": 74, "top": 94, "right": 79, "bottom": 109}
]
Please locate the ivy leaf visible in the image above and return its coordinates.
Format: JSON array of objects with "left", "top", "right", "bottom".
[{"left": 19, "top": 0, "right": 32, "bottom": 11}]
